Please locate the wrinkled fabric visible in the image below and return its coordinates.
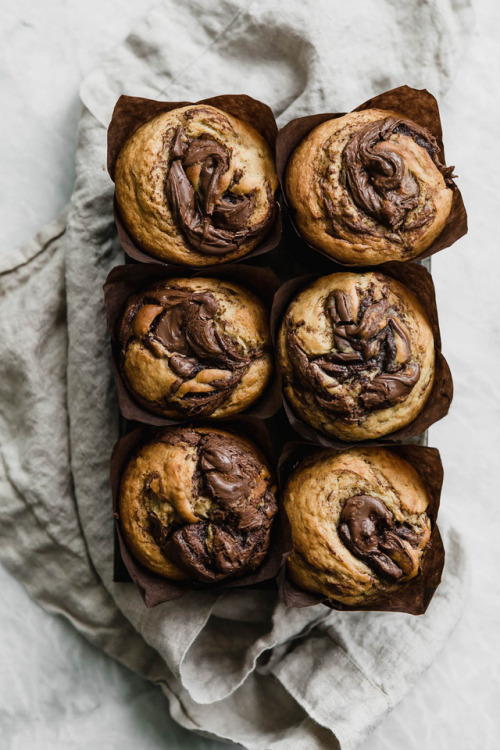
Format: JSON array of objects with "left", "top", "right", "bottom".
[{"left": 0, "top": 1, "right": 472, "bottom": 747}]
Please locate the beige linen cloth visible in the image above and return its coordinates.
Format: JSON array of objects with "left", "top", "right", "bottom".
[{"left": 0, "top": 1, "right": 472, "bottom": 748}]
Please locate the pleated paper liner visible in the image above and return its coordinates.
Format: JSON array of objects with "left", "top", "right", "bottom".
[
  {"left": 270, "top": 261, "right": 453, "bottom": 449},
  {"left": 107, "top": 94, "right": 282, "bottom": 267},
  {"left": 275, "top": 85, "right": 467, "bottom": 267},
  {"left": 110, "top": 419, "right": 290, "bottom": 607},
  {"left": 277, "top": 441, "right": 444, "bottom": 615},
  {"left": 103, "top": 263, "right": 283, "bottom": 426},
  {"left": 105, "top": 87, "right": 456, "bottom": 612}
]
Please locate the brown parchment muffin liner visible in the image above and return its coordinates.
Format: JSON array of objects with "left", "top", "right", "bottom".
[
  {"left": 107, "top": 94, "right": 282, "bottom": 267},
  {"left": 277, "top": 441, "right": 444, "bottom": 614},
  {"left": 110, "top": 419, "right": 290, "bottom": 607},
  {"left": 103, "top": 263, "right": 283, "bottom": 426},
  {"left": 276, "top": 85, "right": 467, "bottom": 267},
  {"left": 270, "top": 261, "right": 453, "bottom": 449}
]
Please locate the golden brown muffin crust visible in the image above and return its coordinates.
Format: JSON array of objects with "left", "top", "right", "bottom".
[
  {"left": 115, "top": 104, "right": 278, "bottom": 265},
  {"left": 118, "top": 277, "right": 273, "bottom": 419},
  {"left": 284, "top": 448, "right": 431, "bottom": 605},
  {"left": 285, "top": 109, "right": 454, "bottom": 265},
  {"left": 277, "top": 272, "right": 435, "bottom": 440},
  {"left": 119, "top": 427, "right": 278, "bottom": 582}
]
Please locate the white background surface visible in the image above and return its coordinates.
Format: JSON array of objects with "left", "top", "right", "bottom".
[{"left": 0, "top": 1, "right": 499, "bottom": 748}]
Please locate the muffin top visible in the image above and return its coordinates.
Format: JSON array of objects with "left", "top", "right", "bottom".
[
  {"left": 285, "top": 108, "right": 454, "bottom": 264},
  {"left": 118, "top": 277, "right": 273, "bottom": 420},
  {"left": 284, "top": 447, "right": 432, "bottom": 605},
  {"left": 115, "top": 104, "right": 278, "bottom": 265},
  {"left": 119, "top": 427, "right": 278, "bottom": 582},
  {"left": 277, "top": 271, "right": 435, "bottom": 440}
]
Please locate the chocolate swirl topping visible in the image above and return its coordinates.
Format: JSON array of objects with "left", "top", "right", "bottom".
[
  {"left": 166, "top": 124, "right": 274, "bottom": 255},
  {"left": 120, "top": 285, "right": 263, "bottom": 417},
  {"left": 285, "top": 282, "right": 420, "bottom": 421},
  {"left": 144, "top": 431, "right": 277, "bottom": 582},
  {"left": 338, "top": 494, "right": 422, "bottom": 580},
  {"left": 324, "top": 116, "right": 455, "bottom": 240}
]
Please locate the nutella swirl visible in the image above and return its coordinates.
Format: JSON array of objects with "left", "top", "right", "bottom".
[
  {"left": 338, "top": 494, "right": 422, "bottom": 580},
  {"left": 144, "top": 431, "right": 277, "bottom": 582},
  {"left": 333, "top": 116, "right": 455, "bottom": 236},
  {"left": 166, "top": 125, "right": 274, "bottom": 255},
  {"left": 120, "top": 285, "right": 259, "bottom": 417},
  {"left": 285, "top": 282, "right": 420, "bottom": 421}
]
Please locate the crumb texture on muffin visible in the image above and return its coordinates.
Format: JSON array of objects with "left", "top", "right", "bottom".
[
  {"left": 119, "top": 427, "right": 278, "bottom": 582},
  {"left": 285, "top": 108, "right": 454, "bottom": 264},
  {"left": 115, "top": 104, "right": 278, "bottom": 265},
  {"left": 277, "top": 271, "right": 435, "bottom": 440},
  {"left": 284, "top": 448, "right": 431, "bottom": 605},
  {"left": 118, "top": 277, "right": 273, "bottom": 419}
]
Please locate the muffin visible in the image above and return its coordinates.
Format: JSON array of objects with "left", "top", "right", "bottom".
[
  {"left": 115, "top": 104, "right": 278, "bottom": 265},
  {"left": 285, "top": 109, "right": 455, "bottom": 265},
  {"left": 277, "top": 272, "right": 435, "bottom": 440},
  {"left": 284, "top": 448, "right": 432, "bottom": 606},
  {"left": 118, "top": 427, "right": 278, "bottom": 582},
  {"left": 117, "top": 277, "right": 273, "bottom": 419}
]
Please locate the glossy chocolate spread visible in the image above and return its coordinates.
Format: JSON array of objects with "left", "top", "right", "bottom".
[
  {"left": 338, "top": 494, "right": 421, "bottom": 580},
  {"left": 120, "top": 285, "right": 261, "bottom": 417},
  {"left": 143, "top": 430, "right": 277, "bottom": 582},
  {"left": 336, "top": 116, "right": 455, "bottom": 234},
  {"left": 285, "top": 282, "right": 421, "bottom": 422},
  {"left": 165, "top": 123, "right": 274, "bottom": 254}
]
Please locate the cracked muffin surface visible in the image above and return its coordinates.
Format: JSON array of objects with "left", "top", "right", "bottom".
[
  {"left": 115, "top": 104, "right": 278, "bottom": 265},
  {"left": 284, "top": 448, "right": 432, "bottom": 605},
  {"left": 118, "top": 276, "right": 273, "bottom": 419},
  {"left": 118, "top": 427, "right": 278, "bottom": 582},
  {"left": 277, "top": 271, "right": 435, "bottom": 440},
  {"left": 285, "top": 108, "right": 454, "bottom": 265}
]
